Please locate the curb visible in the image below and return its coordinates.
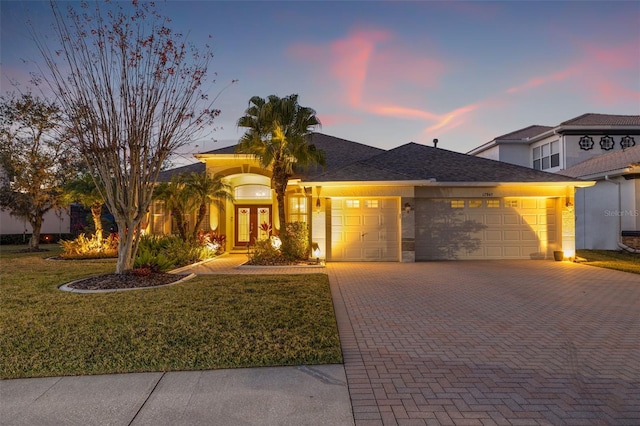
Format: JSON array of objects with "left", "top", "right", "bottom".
[{"left": 58, "top": 273, "right": 197, "bottom": 294}]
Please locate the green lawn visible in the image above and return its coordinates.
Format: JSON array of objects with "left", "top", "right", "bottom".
[
  {"left": 0, "top": 245, "right": 342, "bottom": 379},
  {"left": 576, "top": 249, "right": 640, "bottom": 275}
]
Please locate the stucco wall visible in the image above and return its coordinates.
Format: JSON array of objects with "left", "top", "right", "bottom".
[
  {"left": 0, "top": 209, "right": 70, "bottom": 235},
  {"left": 574, "top": 180, "right": 620, "bottom": 250},
  {"left": 563, "top": 134, "right": 640, "bottom": 169}
]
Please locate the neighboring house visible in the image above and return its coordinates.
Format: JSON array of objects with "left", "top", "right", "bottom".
[
  {"left": 152, "top": 133, "right": 589, "bottom": 261},
  {"left": 0, "top": 209, "right": 71, "bottom": 238},
  {"left": 468, "top": 114, "right": 640, "bottom": 250},
  {"left": 562, "top": 146, "right": 640, "bottom": 251}
]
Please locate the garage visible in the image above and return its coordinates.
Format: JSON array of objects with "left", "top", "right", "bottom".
[
  {"left": 329, "top": 197, "right": 399, "bottom": 261},
  {"left": 415, "top": 197, "right": 557, "bottom": 260}
]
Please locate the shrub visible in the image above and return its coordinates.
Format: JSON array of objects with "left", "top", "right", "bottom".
[
  {"left": 134, "top": 234, "right": 217, "bottom": 271},
  {"left": 196, "top": 230, "right": 226, "bottom": 255},
  {"left": 247, "top": 238, "right": 288, "bottom": 265},
  {"left": 59, "top": 233, "right": 118, "bottom": 259},
  {"left": 280, "top": 222, "right": 309, "bottom": 261}
]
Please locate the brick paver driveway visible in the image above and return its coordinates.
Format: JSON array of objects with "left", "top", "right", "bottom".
[{"left": 327, "top": 261, "right": 640, "bottom": 426}]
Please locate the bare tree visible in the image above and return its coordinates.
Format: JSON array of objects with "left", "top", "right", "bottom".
[
  {"left": 32, "top": 0, "right": 225, "bottom": 273},
  {"left": 0, "top": 93, "right": 78, "bottom": 250}
]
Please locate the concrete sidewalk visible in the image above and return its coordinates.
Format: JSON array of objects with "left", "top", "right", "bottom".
[{"left": 0, "top": 365, "right": 353, "bottom": 426}]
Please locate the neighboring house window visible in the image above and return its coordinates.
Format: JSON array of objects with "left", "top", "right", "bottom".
[
  {"left": 579, "top": 136, "right": 594, "bottom": 150},
  {"left": 288, "top": 196, "right": 307, "bottom": 223},
  {"left": 533, "top": 141, "right": 559, "bottom": 170},
  {"left": 599, "top": 136, "right": 614, "bottom": 151},
  {"left": 621, "top": 136, "right": 636, "bottom": 149},
  {"left": 450, "top": 200, "right": 464, "bottom": 208}
]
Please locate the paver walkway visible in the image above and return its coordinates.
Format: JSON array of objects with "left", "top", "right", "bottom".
[{"left": 326, "top": 261, "right": 640, "bottom": 426}]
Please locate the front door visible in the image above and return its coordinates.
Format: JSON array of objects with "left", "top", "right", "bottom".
[{"left": 235, "top": 205, "right": 272, "bottom": 246}]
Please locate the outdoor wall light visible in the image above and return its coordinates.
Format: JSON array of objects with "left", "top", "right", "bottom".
[
  {"left": 311, "top": 242, "right": 321, "bottom": 263},
  {"left": 404, "top": 203, "right": 413, "bottom": 214}
]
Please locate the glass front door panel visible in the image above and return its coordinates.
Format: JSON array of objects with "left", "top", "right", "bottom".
[{"left": 235, "top": 205, "right": 271, "bottom": 246}]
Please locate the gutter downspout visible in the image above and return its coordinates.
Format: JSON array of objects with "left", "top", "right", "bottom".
[{"left": 605, "top": 175, "right": 640, "bottom": 253}]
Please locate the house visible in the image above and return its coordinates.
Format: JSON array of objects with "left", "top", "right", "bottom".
[
  {"left": 151, "top": 133, "right": 590, "bottom": 261},
  {"left": 468, "top": 114, "right": 640, "bottom": 251},
  {"left": 562, "top": 146, "right": 640, "bottom": 251}
]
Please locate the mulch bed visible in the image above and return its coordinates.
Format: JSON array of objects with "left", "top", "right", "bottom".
[{"left": 67, "top": 272, "right": 184, "bottom": 290}]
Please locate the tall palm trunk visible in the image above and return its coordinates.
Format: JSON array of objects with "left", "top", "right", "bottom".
[{"left": 90, "top": 202, "right": 103, "bottom": 240}]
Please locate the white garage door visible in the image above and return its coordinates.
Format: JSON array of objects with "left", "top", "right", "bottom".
[
  {"left": 415, "top": 198, "right": 557, "bottom": 260},
  {"left": 330, "top": 198, "right": 399, "bottom": 261}
]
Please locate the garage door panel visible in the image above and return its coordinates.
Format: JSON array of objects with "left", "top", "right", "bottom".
[
  {"left": 416, "top": 198, "right": 557, "bottom": 260},
  {"left": 345, "top": 215, "right": 361, "bottom": 226},
  {"left": 503, "top": 214, "right": 519, "bottom": 225},
  {"left": 363, "top": 215, "right": 381, "bottom": 226},
  {"left": 331, "top": 198, "right": 399, "bottom": 261},
  {"left": 486, "top": 215, "right": 502, "bottom": 225}
]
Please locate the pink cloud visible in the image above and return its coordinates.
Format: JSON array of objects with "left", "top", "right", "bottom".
[
  {"left": 317, "top": 113, "right": 363, "bottom": 126},
  {"left": 506, "top": 41, "right": 639, "bottom": 104},
  {"left": 289, "top": 27, "right": 459, "bottom": 132}
]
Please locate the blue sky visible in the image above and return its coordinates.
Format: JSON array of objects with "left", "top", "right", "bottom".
[{"left": 2, "top": 1, "right": 639, "bottom": 166}]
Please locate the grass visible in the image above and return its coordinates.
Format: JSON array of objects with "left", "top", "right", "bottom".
[
  {"left": 0, "top": 245, "right": 342, "bottom": 379},
  {"left": 576, "top": 249, "right": 640, "bottom": 274}
]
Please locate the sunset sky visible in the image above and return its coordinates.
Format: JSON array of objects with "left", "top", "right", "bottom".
[{"left": 1, "top": 1, "right": 639, "bottom": 165}]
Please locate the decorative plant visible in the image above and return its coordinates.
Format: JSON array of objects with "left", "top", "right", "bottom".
[{"left": 280, "top": 222, "right": 309, "bottom": 261}]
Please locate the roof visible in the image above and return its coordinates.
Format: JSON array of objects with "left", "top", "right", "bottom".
[
  {"left": 561, "top": 145, "right": 640, "bottom": 178},
  {"left": 560, "top": 113, "right": 640, "bottom": 126},
  {"left": 494, "top": 125, "right": 554, "bottom": 141},
  {"left": 157, "top": 162, "right": 205, "bottom": 182},
  {"left": 310, "top": 143, "right": 578, "bottom": 183},
  {"left": 196, "top": 132, "right": 385, "bottom": 179}
]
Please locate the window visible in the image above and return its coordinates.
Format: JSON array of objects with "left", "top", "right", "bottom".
[
  {"left": 468, "top": 200, "right": 482, "bottom": 208},
  {"left": 486, "top": 200, "right": 500, "bottom": 208},
  {"left": 505, "top": 200, "right": 518, "bottom": 208},
  {"left": 621, "top": 136, "right": 636, "bottom": 149},
  {"left": 288, "top": 196, "right": 307, "bottom": 223},
  {"left": 345, "top": 199, "right": 360, "bottom": 208},
  {"left": 579, "top": 136, "right": 594, "bottom": 151},
  {"left": 533, "top": 141, "right": 559, "bottom": 170},
  {"left": 365, "top": 199, "right": 379, "bottom": 208},
  {"left": 450, "top": 200, "right": 464, "bottom": 208},
  {"left": 235, "top": 184, "right": 271, "bottom": 200},
  {"left": 599, "top": 136, "right": 614, "bottom": 151}
]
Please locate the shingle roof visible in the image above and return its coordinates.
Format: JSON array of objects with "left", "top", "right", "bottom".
[
  {"left": 560, "top": 113, "right": 640, "bottom": 126},
  {"left": 561, "top": 145, "right": 640, "bottom": 178},
  {"left": 197, "top": 133, "right": 385, "bottom": 179},
  {"left": 157, "top": 162, "right": 205, "bottom": 182},
  {"left": 310, "top": 143, "right": 577, "bottom": 183}
]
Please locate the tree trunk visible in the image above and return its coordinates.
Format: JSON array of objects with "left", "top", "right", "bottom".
[
  {"left": 192, "top": 203, "right": 207, "bottom": 240},
  {"left": 29, "top": 215, "right": 43, "bottom": 250},
  {"left": 272, "top": 167, "right": 289, "bottom": 236},
  {"left": 114, "top": 217, "right": 142, "bottom": 274},
  {"left": 91, "top": 203, "right": 103, "bottom": 241},
  {"left": 172, "top": 208, "right": 188, "bottom": 241}
]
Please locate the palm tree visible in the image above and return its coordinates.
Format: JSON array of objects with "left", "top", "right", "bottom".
[
  {"left": 236, "top": 94, "right": 324, "bottom": 232},
  {"left": 153, "top": 171, "right": 233, "bottom": 242},
  {"left": 185, "top": 171, "right": 233, "bottom": 240},
  {"left": 63, "top": 174, "right": 105, "bottom": 240},
  {"left": 153, "top": 175, "right": 196, "bottom": 241}
]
